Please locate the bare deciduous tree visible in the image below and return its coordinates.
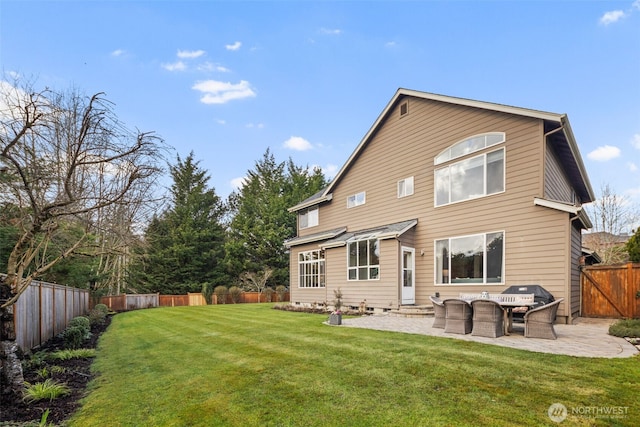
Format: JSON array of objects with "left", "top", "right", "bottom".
[
  {"left": 0, "top": 78, "right": 167, "bottom": 394},
  {"left": 584, "top": 183, "right": 639, "bottom": 264},
  {"left": 239, "top": 267, "right": 274, "bottom": 300}
]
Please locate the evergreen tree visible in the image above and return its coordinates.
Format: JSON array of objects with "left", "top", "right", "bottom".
[
  {"left": 626, "top": 228, "right": 640, "bottom": 263},
  {"left": 225, "top": 149, "right": 327, "bottom": 286},
  {"left": 139, "top": 152, "right": 227, "bottom": 294}
]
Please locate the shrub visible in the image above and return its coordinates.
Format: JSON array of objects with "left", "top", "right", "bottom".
[
  {"left": 275, "top": 285, "right": 287, "bottom": 302},
  {"left": 264, "top": 287, "right": 274, "bottom": 302},
  {"left": 61, "top": 325, "right": 87, "bottom": 349},
  {"left": 88, "top": 308, "right": 106, "bottom": 326},
  {"left": 214, "top": 285, "right": 228, "bottom": 304},
  {"left": 228, "top": 286, "right": 242, "bottom": 304},
  {"left": 93, "top": 303, "right": 109, "bottom": 315},
  {"left": 23, "top": 379, "right": 70, "bottom": 402},
  {"left": 69, "top": 316, "right": 91, "bottom": 334},
  {"left": 202, "top": 282, "right": 213, "bottom": 304},
  {"left": 609, "top": 319, "right": 640, "bottom": 338}
]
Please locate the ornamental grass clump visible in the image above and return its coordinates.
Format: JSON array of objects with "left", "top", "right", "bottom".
[
  {"left": 23, "top": 379, "right": 70, "bottom": 402},
  {"left": 609, "top": 319, "right": 640, "bottom": 338},
  {"left": 48, "top": 348, "right": 96, "bottom": 361}
]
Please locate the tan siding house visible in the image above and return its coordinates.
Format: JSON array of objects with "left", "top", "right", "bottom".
[{"left": 285, "top": 89, "right": 594, "bottom": 324}]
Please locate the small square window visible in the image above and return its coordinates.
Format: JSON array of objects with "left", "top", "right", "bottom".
[
  {"left": 347, "top": 191, "right": 366, "bottom": 208},
  {"left": 398, "top": 177, "right": 414, "bottom": 198}
]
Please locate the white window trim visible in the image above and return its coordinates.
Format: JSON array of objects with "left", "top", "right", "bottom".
[
  {"left": 434, "top": 147, "right": 505, "bottom": 207},
  {"left": 298, "top": 250, "right": 325, "bottom": 288},
  {"left": 397, "top": 176, "right": 414, "bottom": 198},
  {"left": 347, "top": 238, "right": 380, "bottom": 281},
  {"left": 347, "top": 191, "right": 366, "bottom": 208},
  {"left": 299, "top": 207, "right": 319, "bottom": 229},
  {"left": 434, "top": 230, "right": 505, "bottom": 286},
  {"left": 434, "top": 132, "right": 506, "bottom": 165}
]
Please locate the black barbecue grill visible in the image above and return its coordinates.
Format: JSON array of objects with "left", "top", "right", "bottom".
[{"left": 501, "top": 285, "right": 555, "bottom": 321}]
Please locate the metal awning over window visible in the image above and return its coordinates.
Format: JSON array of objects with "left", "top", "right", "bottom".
[{"left": 321, "top": 219, "right": 418, "bottom": 249}]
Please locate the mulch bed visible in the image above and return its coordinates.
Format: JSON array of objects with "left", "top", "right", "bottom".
[{"left": 0, "top": 316, "right": 111, "bottom": 426}]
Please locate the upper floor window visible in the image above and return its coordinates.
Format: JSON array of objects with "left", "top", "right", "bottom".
[
  {"left": 347, "top": 238, "right": 380, "bottom": 280},
  {"left": 298, "top": 250, "right": 325, "bottom": 288},
  {"left": 435, "top": 132, "right": 505, "bottom": 165},
  {"left": 397, "top": 176, "right": 414, "bottom": 198},
  {"left": 435, "top": 231, "right": 504, "bottom": 285},
  {"left": 347, "top": 191, "right": 366, "bottom": 208},
  {"left": 435, "top": 148, "right": 504, "bottom": 206},
  {"left": 299, "top": 207, "right": 318, "bottom": 229}
]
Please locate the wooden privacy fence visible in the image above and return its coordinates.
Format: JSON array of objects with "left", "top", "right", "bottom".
[
  {"left": 100, "top": 293, "right": 206, "bottom": 311},
  {"left": 14, "top": 279, "right": 90, "bottom": 351},
  {"left": 100, "top": 291, "right": 289, "bottom": 311},
  {"left": 214, "top": 291, "right": 290, "bottom": 304},
  {"left": 581, "top": 263, "right": 640, "bottom": 318}
]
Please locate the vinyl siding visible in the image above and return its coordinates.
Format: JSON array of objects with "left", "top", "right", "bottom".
[
  {"left": 290, "top": 97, "right": 576, "bottom": 318},
  {"left": 545, "top": 142, "right": 575, "bottom": 203},
  {"left": 570, "top": 222, "right": 582, "bottom": 319}
]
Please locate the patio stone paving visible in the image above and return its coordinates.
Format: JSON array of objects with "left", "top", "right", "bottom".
[{"left": 338, "top": 315, "right": 638, "bottom": 358}]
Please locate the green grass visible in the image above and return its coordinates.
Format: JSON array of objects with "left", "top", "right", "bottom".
[{"left": 70, "top": 304, "right": 640, "bottom": 427}]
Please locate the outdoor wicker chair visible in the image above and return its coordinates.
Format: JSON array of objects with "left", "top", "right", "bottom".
[
  {"left": 429, "top": 295, "right": 445, "bottom": 329},
  {"left": 524, "top": 298, "right": 564, "bottom": 340},
  {"left": 471, "top": 299, "right": 505, "bottom": 338},
  {"left": 443, "top": 299, "right": 473, "bottom": 334}
]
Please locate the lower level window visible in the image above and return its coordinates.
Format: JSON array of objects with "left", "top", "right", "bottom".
[
  {"left": 298, "top": 250, "right": 325, "bottom": 288},
  {"left": 348, "top": 238, "right": 380, "bottom": 280},
  {"left": 435, "top": 231, "right": 504, "bottom": 284}
]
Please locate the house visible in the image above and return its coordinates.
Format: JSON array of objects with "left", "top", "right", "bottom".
[{"left": 285, "top": 89, "right": 594, "bottom": 324}]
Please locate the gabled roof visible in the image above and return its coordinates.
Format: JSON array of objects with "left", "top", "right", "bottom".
[{"left": 289, "top": 88, "right": 594, "bottom": 212}]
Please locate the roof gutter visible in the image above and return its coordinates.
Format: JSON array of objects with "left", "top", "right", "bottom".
[{"left": 288, "top": 193, "right": 333, "bottom": 212}]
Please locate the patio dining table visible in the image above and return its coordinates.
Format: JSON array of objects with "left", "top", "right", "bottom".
[{"left": 459, "top": 293, "right": 537, "bottom": 335}]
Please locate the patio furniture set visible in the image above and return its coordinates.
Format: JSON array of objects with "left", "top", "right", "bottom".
[{"left": 429, "top": 292, "right": 563, "bottom": 340}]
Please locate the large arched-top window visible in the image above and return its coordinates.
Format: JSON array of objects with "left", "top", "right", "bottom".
[
  {"left": 434, "top": 132, "right": 505, "bottom": 165},
  {"left": 434, "top": 132, "right": 506, "bottom": 206}
]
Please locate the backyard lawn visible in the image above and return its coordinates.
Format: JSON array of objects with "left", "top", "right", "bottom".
[{"left": 70, "top": 304, "right": 639, "bottom": 426}]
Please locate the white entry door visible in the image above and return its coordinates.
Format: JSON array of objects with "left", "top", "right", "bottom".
[{"left": 401, "top": 247, "right": 415, "bottom": 305}]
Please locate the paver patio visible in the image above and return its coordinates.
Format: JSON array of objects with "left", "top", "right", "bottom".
[{"left": 339, "top": 315, "right": 638, "bottom": 358}]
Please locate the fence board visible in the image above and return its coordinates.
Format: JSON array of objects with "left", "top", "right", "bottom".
[
  {"left": 581, "top": 263, "right": 640, "bottom": 318},
  {"left": 13, "top": 279, "right": 90, "bottom": 351}
]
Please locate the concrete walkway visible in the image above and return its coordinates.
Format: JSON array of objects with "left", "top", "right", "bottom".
[{"left": 338, "top": 315, "right": 638, "bottom": 358}]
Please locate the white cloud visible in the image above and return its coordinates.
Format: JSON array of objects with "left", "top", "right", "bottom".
[
  {"left": 246, "top": 123, "right": 264, "bottom": 129},
  {"left": 177, "top": 49, "right": 205, "bottom": 59},
  {"left": 324, "top": 164, "right": 339, "bottom": 178},
  {"left": 162, "top": 61, "right": 187, "bottom": 71},
  {"left": 111, "top": 49, "right": 125, "bottom": 57},
  {"left": 320, "top": 28, "right": 342, "bottom": 35},
  {"left": 225, "top": 41, "right": 242, "bottom": 51},
  {"left": 283, "top": 136, "right": 313, "bottom": 151},
  {"left": 632, "top": 133, "right": 640, "bottom": 149},
  {"left": 215, "top": 119, "right": 226, "bottom": 125},
  {"left": 385, "top": 41, "right": 397, "bottom": 47},
  {"left": 628, "top": 162, "right": 638, "bottom": 172},
  {"left": 192, "top": 80, "right": 256, "bottom": 104},
  {"left": 587, "top": 145, "right": 621, "bottom": 161},
  {"left": 599, "top": 10, "right": 626, "bottom": 25},
  {"left": 230, "top": 176, "right": 247, "bottom": 189}
]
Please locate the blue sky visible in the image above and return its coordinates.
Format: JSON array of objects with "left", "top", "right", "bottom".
[{"left": 1, "top": 1, "right": 639, "bottom": 213}]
